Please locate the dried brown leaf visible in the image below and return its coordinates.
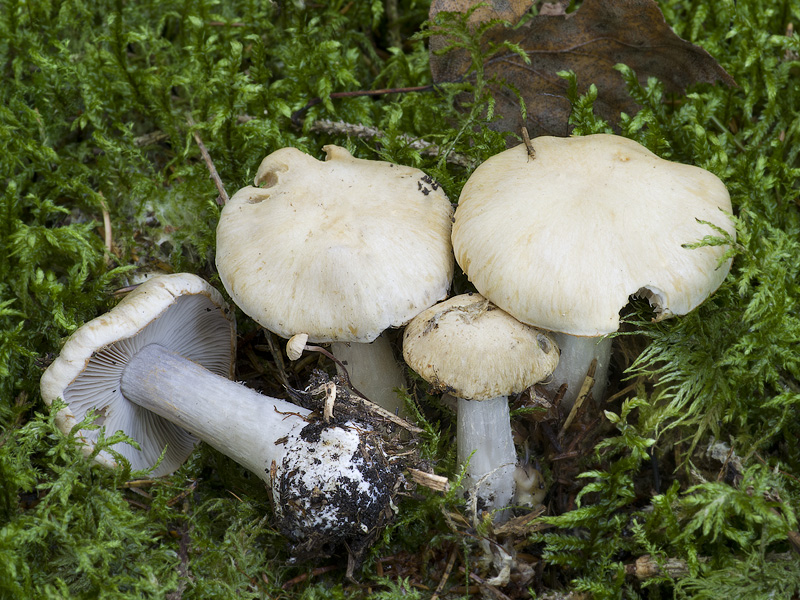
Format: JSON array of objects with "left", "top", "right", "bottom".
[
  {"left": 428, "top": 0, "right": 535, "bottom": 81},
  {"left": 429, "top": 0, "right": 736, "bottom": 138},
  {"left": 429, "top": 0, "right": 534, "bottom": 24}
]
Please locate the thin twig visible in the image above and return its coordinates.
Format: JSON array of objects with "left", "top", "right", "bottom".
[
  {"left": 127, "top": 486, "right": 153, "bottom": 500},
  {"left": 492, "top": 505, "right": 549, "bottom": 537},
  {"left": 431, "top": 545, "right": 459, "bottom": 600},
  {"left": 521, "top": 126, "right": 535, "bottom": 159},
  {"left": 603, "top": 380, "right": 638, "bottom": 404},
  {"left": 96, "top": 192, "right": 113, "bottom": 263},
  {"left": 111, "top": 283, "right": 142, "bottom": 297},
  {"left": 166, "top": 479, "right": 198, "bottom": 508},
  {"left": 291, "top": 84, "right": 434, "bottom": 126},
  {"left": 460, "top": 568, "right": 513, "bottom": 600},
  {"left": 120, "top": 478, "right": 161, "bottom": 488},
  {"left": 309, "top": 118, "right": 474, "bottom": 168},
  {"left": 559, "top": 358, "right": 597, "bottom": 438},
  {"left": 408, "top": 468, "right": 451, "bottom": 492},
  {"left": 186, "top": 115, "right": 229, "bottom": 205},
  {"left": 304, "top": 344, "right": 424, "bottom": 434}
]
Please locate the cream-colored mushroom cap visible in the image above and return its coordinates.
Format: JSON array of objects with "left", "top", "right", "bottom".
[
  {"left": 40, "top": 273, "right": 236, "bottom": 475},
  {"left": 216, "top": 145, "right": 454, "bottom": 343},
  {"left": 452, "top": 134, "right": 735, "bottom": 337},
  {"left": 403, "top": 293, "right": 559, "bottom": 401}
]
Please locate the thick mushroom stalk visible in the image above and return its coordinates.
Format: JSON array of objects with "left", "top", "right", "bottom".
[
  {"left": 330, "top": 336, "right": 408, "bottom": 415},
  {"left": 123, "top": 343, "right": 400, "bottom": 552},
  {"left": 457, "top": 395, "right": 517, "bottom": 510},
  {"left": 543, "top": 334, "right": 611, "bottom": 407}
]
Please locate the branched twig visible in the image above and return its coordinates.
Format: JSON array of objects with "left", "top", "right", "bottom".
[
  {"left": 309, "top": 119, "right": 474, "bottom": 168},
  {"left": 139, "top": 114, "right": 473, "bottom": 169}
]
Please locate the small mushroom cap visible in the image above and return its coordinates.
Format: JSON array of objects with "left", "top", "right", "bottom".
[
  {"left": 40, "top": 273, "right": 235, "bottom": 475},
  {"left": 452, "top": 134, "right": 736, "bottom": 336},
  {"left": 403, "top": 293, "right": 559, "bottom": 401},
  {"left": 216, "top": 145, "right": 454, "bottom": 343},
  {"left": 286, "top": 333, "right": 309, "bottom": 362}
]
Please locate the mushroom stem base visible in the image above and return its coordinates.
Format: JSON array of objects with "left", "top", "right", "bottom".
[
  {"left": 332, "top": 334, "right": 407, "bottom": 416},
  {"left": 544, "top": 334, "right": 611, "bottom": 410},
  {"left": 122, "top": 343, "right": 407, "bottom": 563}
]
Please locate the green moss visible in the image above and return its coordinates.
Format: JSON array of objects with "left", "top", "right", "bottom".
[{"left": 2, "top": 0, "right": 799, "bottom": 597}]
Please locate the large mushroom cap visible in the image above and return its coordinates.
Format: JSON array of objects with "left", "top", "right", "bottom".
[
  {"left": 403, "top": 293, "right": 559, "bottom": 400},
  {"left": 40, "top": 273, "right": 235, "bottom": 475},
  {"left": 452, "top": 134, "right": 735, "bottom": 337},
  {"left": 215, "top": 145, "right": 454, "bottom": 343}
]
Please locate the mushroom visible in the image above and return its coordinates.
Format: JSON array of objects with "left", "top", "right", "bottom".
[
  {"left": 215, "top": 145, "right": 454, "bottom": 415},
  {"left": 39, "top": 272, "right": 235, "bottom": 475},
  {"left": 451, "top": 134, "right": 735, "bottom": 408},
  {"left": 513, "top": 465, "right": 547, "bottom": 507},
  {"left": 40, "top": 273, "right": 404, "bottom": 554},
  {"left": 403, "top": 293, "right": 559, "bottom": 516}
]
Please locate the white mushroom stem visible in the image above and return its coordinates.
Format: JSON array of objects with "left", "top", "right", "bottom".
[
  {"left": 330, "top": 333, "right": 407, "bottom": 416},
  {"left": 544, "top": 334, "right": 611, "bottom": 410},
  {"left": 121, "top": 343, "right": 309, "bottom": 481},
  {"left": 457, "top": 396, "right": 516, "bottom": 516},
  {"left": 122, "top": 343, "right": 402, "bottom": 551}
]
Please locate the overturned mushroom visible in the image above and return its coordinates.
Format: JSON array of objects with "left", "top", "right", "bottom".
[
  {"left": 403, "top": 293, "right": 558, "bottom": 517},
  {"left": 40, "top": 273, "right": 404, "bottom": 558},
  {"left": 216, "top": 145, "right": 454, "bottom": 415},
  {"left": 452, "top": 134, "right": 735, "bottom": 408}
]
